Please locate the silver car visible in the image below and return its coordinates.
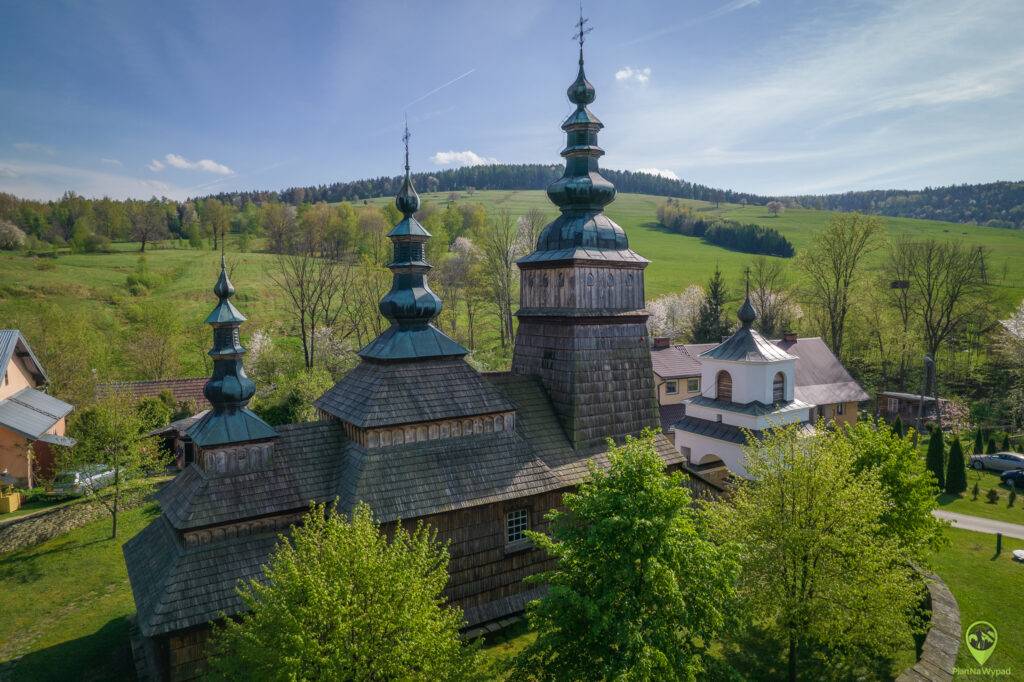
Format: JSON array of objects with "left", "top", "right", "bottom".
[
  {"left": 52, "top": 466, "right": 116, "bottom": 496},
  {"left": 969, "top": 452, "right": 1024, "bottom": 472}
]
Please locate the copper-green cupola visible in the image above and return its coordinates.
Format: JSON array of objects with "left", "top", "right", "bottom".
[
  {"left": 186, "top": 255, "right": 276, "bottom": 448},
  {"left": 358, "top": 125, "right": 467, "bottom": 361}
]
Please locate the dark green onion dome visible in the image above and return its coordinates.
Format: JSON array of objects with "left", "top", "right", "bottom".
[
  {"left": 186, "top": 255, "right": 276, "bottom": 448},
  {"left": 524, "top": 43, "right": 639, "bottom": 261},
  {"left": 359, "top": 128, "right": 467, "bottom": 361},
  {"left": 737, "top": 293, "right": 757, "bottom": 328}
]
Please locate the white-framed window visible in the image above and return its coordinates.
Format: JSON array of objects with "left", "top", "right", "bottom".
[
  {"left": 836, "top": 402, "right": 845, "bottom": 415},
  {"left": 887, "top": 398, "right": 899, "bottom": 413},
  {"left": 666, "top": 380, "right": 678, "bottom": 395},
  {"left": 506, "top": 509, "right": 529, "bottom": 544},
  {"left": 773, "top": 372, "right": 785, "bottom": 402},
  {"left": 687, "top": 378, "right": 700, "bottom": 393}
]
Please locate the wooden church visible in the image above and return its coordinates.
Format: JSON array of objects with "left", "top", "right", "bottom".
[{"left": 123, "top": 31, "right": 720, "bottom": 681}]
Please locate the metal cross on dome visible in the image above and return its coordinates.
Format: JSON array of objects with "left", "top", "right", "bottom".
[
  {"left": 402, "top": 115, "right": 411, "bottom": 172},
  {"left": 572, "top": 2, "right": 592, "bottom": 50}
]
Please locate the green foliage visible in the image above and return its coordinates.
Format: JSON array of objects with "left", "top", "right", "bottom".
[
  {"left": 974, "top": 429, "right": 985, "bottom": 455},
  {"left": 134, "top": 396, "right": 173, "bottom": 433},
  {"left": 986, "top": 488, "right": 1000, "bottom": 503},
  {"left": 58, "top": 395, "right": 161, "bottom": 538},
  {"left": 125, "top": 255, "right": 158, "bottom": 296},
  {"left": 710, "top": 424, "right": 922, "bottom": 680},
  {"left": 972, "top": 482, "right": 980, "bottom": 500},
  {"left": 986, "top": 437, "right": 998, "bottom": 454},
  {"left": 691, "top": 265, "right": 731, "bottom": 343},
  {"left": 892, "top": 416, "right": 905, "bottom": 438},
  {"left": 656, "top": 200, "right": 795, "bottom": 257},
  {"left": 1002, "top": 433, "right": 1011, "bottom": 451},
  {"left": 925, "top": 426, "right": 946, "bottom": 490},
  {"left": 844, "top": 419, "right": 945, "bottom": 563},
  {"left": 206, "top": 502, "right": 480, "bottom": 681},
  {"left": 1009, "top": 488, "right": 1017, "bottom": 508},
  {"left": 945, "top": 436, "right": 968, "bottom": 495},
  {"left": 511, "top": 430, "right": 739, "bottom": 681},
  {"left": 251, "top": 368, "right": 334, "bottom": 426}
]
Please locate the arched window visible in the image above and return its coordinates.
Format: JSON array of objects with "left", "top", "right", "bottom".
[
  {"left": 716, "top": 370, "right": 732, "bottom": 402},
  {"left": 773, "top": 372, "right": 785, "bottom": 402}
]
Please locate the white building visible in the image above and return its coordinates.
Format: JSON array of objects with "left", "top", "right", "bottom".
[{"left": 673, "top": 294, "right": 829, "bottom": 479}]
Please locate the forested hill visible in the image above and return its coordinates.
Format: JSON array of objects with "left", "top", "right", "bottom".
[
  {"left": 206, "top": 164, "right": 768, "bottom": 208},
  {"left": 207, "top": 166, "right": 1024, "bottom": 229},
  {"left": 791, "top": 181, "right": 1024, "bottom": 229}
]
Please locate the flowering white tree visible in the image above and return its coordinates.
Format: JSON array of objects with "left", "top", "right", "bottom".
[{"left": 646, "top": 285, "right": 705, "bottom": 340}]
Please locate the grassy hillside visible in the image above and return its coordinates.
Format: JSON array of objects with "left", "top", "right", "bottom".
[{"left": 2, "top": 190, "right": 1022, "bottom": 388}]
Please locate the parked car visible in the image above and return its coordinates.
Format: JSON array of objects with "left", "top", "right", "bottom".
[
  {"left": 51, "top": 466, "right": 115, "bottom": 496},
  {"left": 969, "top": 452, "right": 1024, "bottom": 472},
  {"left": 1000, "top": 469, "right": 1024, "bottom": 488}
]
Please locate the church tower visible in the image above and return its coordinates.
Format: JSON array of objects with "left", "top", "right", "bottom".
[{"left": 511, "top": 13, "right": 660, "bottom": 450}]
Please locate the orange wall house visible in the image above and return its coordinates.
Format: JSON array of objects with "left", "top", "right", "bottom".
[{"left": 0, "top": 331, "right": 75, "bottom": 488}]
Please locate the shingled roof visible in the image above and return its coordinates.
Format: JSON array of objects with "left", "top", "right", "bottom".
[
  {"left": 315, "top": 357, "right": 514, "bottom": 428},
  {"left": 98, "top": 378, "right": 210, "bottom": 407},
  {"left": 125, "top": 372, "right": 698, "bottom": 639}
]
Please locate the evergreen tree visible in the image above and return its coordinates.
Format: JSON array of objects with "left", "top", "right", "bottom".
[
  {"left": 691, "top": 265, "right": 731, "bottom": 343},
  {"left": 945, "top": 436, "right": 968, "bottom": 495},
  {"left": 1002, "top": 433, "right": 1011, "bottom": 451},
  {"left": 974, "top": 429, "right": 985, "bottom": 455},
  {"left": 925, "top": 426, "right": 945, "bottom": 490},
  {"left": 987, "top": 437, "right": 998, "bottom": 454},
  {"left": 892, "top": 417, "right": 905, "bottom": 438}
]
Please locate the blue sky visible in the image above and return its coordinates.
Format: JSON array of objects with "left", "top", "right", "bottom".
[{"left": 2, "top": 0, "right": 1022, "bottom": 201}]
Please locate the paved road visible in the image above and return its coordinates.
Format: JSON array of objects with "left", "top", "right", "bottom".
[{"left": 933, "top": 510, "right": 1024, "bottom": 540}]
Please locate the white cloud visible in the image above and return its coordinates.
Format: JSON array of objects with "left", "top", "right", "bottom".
[
  {"left": 100, "top": 157, "right": 122, "bottom": 166},
  {"left": 615, "top": 67, "right": 651, "bottom": 85},
  {"left": 0, "top": 158, "right": 186, "bottom": 200},
  {"left": 162, "top": 153, "right": 233, "bottom": 175},
  {"left": 147, "top": 158, "right": 165, "bottom": 172},
  {"left": 636, "top": 167, "right": 680, "bottom": 180},
  {"left": 430, "top": 150, "right": 499, "bottom": 167},
  {"left": 13, "top": 142, "right": 57, "bottom": 156}
]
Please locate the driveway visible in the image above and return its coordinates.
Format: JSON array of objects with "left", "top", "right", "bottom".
[{"left": 932, "top": 509, "right": 1024, "bottom": 540}]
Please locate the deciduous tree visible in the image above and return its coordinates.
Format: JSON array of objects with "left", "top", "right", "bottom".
[
  {"left": 206, "top": 502, "right": 481, "bottom": 681},
  {"left": 512, "top": 431, "right": 739, "bottom": 681}
]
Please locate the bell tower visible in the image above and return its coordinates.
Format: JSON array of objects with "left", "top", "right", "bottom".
[{"left": 511, "top": 10, "right": 660, "bottom": 450}]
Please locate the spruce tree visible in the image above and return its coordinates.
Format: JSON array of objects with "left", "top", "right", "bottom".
[
  {"left": 1002, "top": 433, "right": 1011, "bottom": 451},
  {"left": 925, "top": 427, "right": 945, "bottom": 490},
  {"left": 892, "top": 417, "right": 905, "bottom": 438},
  {"left": 691, "top": 265, "right": 731, "bottom": 343},
  {"left": 945, "top": 436, "right": 968, "bottom": 495},
  {"left": 974, "top": 429, "right": 985, "bottom": 455},
  {"left": 987, "top": 437, "right": 998, "bottom": 454}
]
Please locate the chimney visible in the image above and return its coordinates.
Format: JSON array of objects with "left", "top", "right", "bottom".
[
  {"left": 783, "top": 331, "right": 798, "bottom": 343},
  {"left": 652, "top": 337, "right": 671, "bottom": 349}
]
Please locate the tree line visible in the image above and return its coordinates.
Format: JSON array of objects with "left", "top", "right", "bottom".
[{"left": 656, "top": 199, "right": 795, "bottom": 257}]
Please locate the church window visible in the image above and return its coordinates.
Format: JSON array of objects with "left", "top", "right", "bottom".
[
  {"left": 716, "top": 370, "right": 732, "bottom": 402},
  {"left": 666, "top": 380, "right": 678, "bottom": 395},
  {"left": 773, "top": 372, "right": 785, "bottom": 402},
  {"left": 506, "top": 509, "right": 529, "bottom": 543}
]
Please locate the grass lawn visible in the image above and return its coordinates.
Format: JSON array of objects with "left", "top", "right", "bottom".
[
  {"left": 938, "top": 468, "right": 1024, "bottom": 525},
  {"left": 931, "top": 527, "right": 1024, "bottom": 675},
  {"left": 0, "top": 495, "right": 77, "bottom": 522},
  {"left": 0, "top": 503, "right": 161, "bottom": 682},
  {"left": 479, "top": 618, "right": 534, "bottom": 676}
]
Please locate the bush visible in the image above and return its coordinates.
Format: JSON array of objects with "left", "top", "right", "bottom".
[
  {"left": 986, "top": 488, "right": 1000, "bottom": 504},
  {"left": 0, "top": 219, "right": 26, "bottom": 250},
  {"left": 972, "top": 482, "right": 980, "bottom": 500},
  {"left": 1010, "top": 488, "right": 1017, "bottom": 508}
]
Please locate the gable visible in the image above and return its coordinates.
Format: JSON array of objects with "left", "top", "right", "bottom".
[{"left": 0, "top": 330, "right": 47, "bottom": 390}]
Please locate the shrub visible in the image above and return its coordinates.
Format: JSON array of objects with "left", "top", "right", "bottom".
[
  {"left": 986, "top": 488, "right": 1000, "bottom": 504},
  {"left": 986, "top": 437, "right": 998, "bottom": 454},
  {"left": 0, "top": 219, "right": 26, "bottom": 250},
  {"left": 945, "top": 436, "right": 967, "bottom": 495},
  {"left": 1010, "top": 488, "right": 1017, "bottom": 508},
  {"left": 972, "top": 482, "right": 980, "bottom": 500}
]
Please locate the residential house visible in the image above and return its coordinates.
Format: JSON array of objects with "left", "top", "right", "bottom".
[
  {"left": 0, "top": 330, "right": 75, "bottom": 487},
  {"left": 876, "top": 391, "right": 946, "bottom": 426}
]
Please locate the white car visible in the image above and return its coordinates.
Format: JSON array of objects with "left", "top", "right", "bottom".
[
  {"left": 52, "top": 466, "right": 116, "bottom": 496},
  {"left": 969, "top": 452, "right": 1024, "bottom": 472}
]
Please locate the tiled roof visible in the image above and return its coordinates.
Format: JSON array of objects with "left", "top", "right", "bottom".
[
  {"left": 650, "top": 344, "right": 713, "bottom": 379},
  {"left": 315, "top": 357, "right": 514, "bottom": 428},
  {"left": 675, "top": 415, "right": 815, "bottom": 445},
  {"left": 0, "top": 387, "right": 73, "bottom": 440},
  {"left": 98, "top": 378, "right": 210, "bottom": 407},
  {"left": 0, "top": 329, "right": 47, "bottom": 385}
]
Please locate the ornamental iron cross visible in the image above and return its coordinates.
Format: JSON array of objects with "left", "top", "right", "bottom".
[{"left": 573, "top": 2, "right": 592, "bottom": 49}]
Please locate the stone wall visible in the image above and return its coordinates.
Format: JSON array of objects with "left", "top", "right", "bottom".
[
  {"left": 897, "top": 570, "right": 960, "bottom": 682},
  {"left": 0, "top": 485, "right": 155, "bottom": 555}
]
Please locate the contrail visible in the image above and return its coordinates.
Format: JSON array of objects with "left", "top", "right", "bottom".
[
  {"left": 403, "top": 68, "right": 476, "bottom": 110},
  {"left": 618, "top": 0, "right": 760, "bottom": 47}
]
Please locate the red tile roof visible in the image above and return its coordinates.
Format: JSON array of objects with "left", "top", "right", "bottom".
[{"left": 99, "top": 378, "right": 209, "bottom": 407}]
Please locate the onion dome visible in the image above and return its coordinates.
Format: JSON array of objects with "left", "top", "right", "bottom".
[
  {"left": 186, "top": 254, "right": 276, "bottom": 448},
  {"left": 359, "top": 125, "right": 467, "bottom": 361},
  {"left": 737, "top": 270, "right": 757, "bottom": 328}
]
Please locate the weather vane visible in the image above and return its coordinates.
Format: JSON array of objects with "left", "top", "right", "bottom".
[
  {"left": 402, "top": 114, "right": 411, "bottom": 172},
  {"left": 572, "top": 1, "right": 592, "bottom": 53}
]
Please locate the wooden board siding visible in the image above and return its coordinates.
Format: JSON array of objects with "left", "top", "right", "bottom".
[{"left": 520, "top": 264, "right": 646, "bottom": 311}]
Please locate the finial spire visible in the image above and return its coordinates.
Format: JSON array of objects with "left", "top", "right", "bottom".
[
  {"left": 738, "top": 266, "right": 757, "bottom": 328},
  {"left": 573, "top": 1, "right": 591, "bottom": 63},
  {"left": 403, "top": 114, "right": 411, "bottom": 173},
  {"left": 396, "top": 120, "right": 420, "bottom": 218}
]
